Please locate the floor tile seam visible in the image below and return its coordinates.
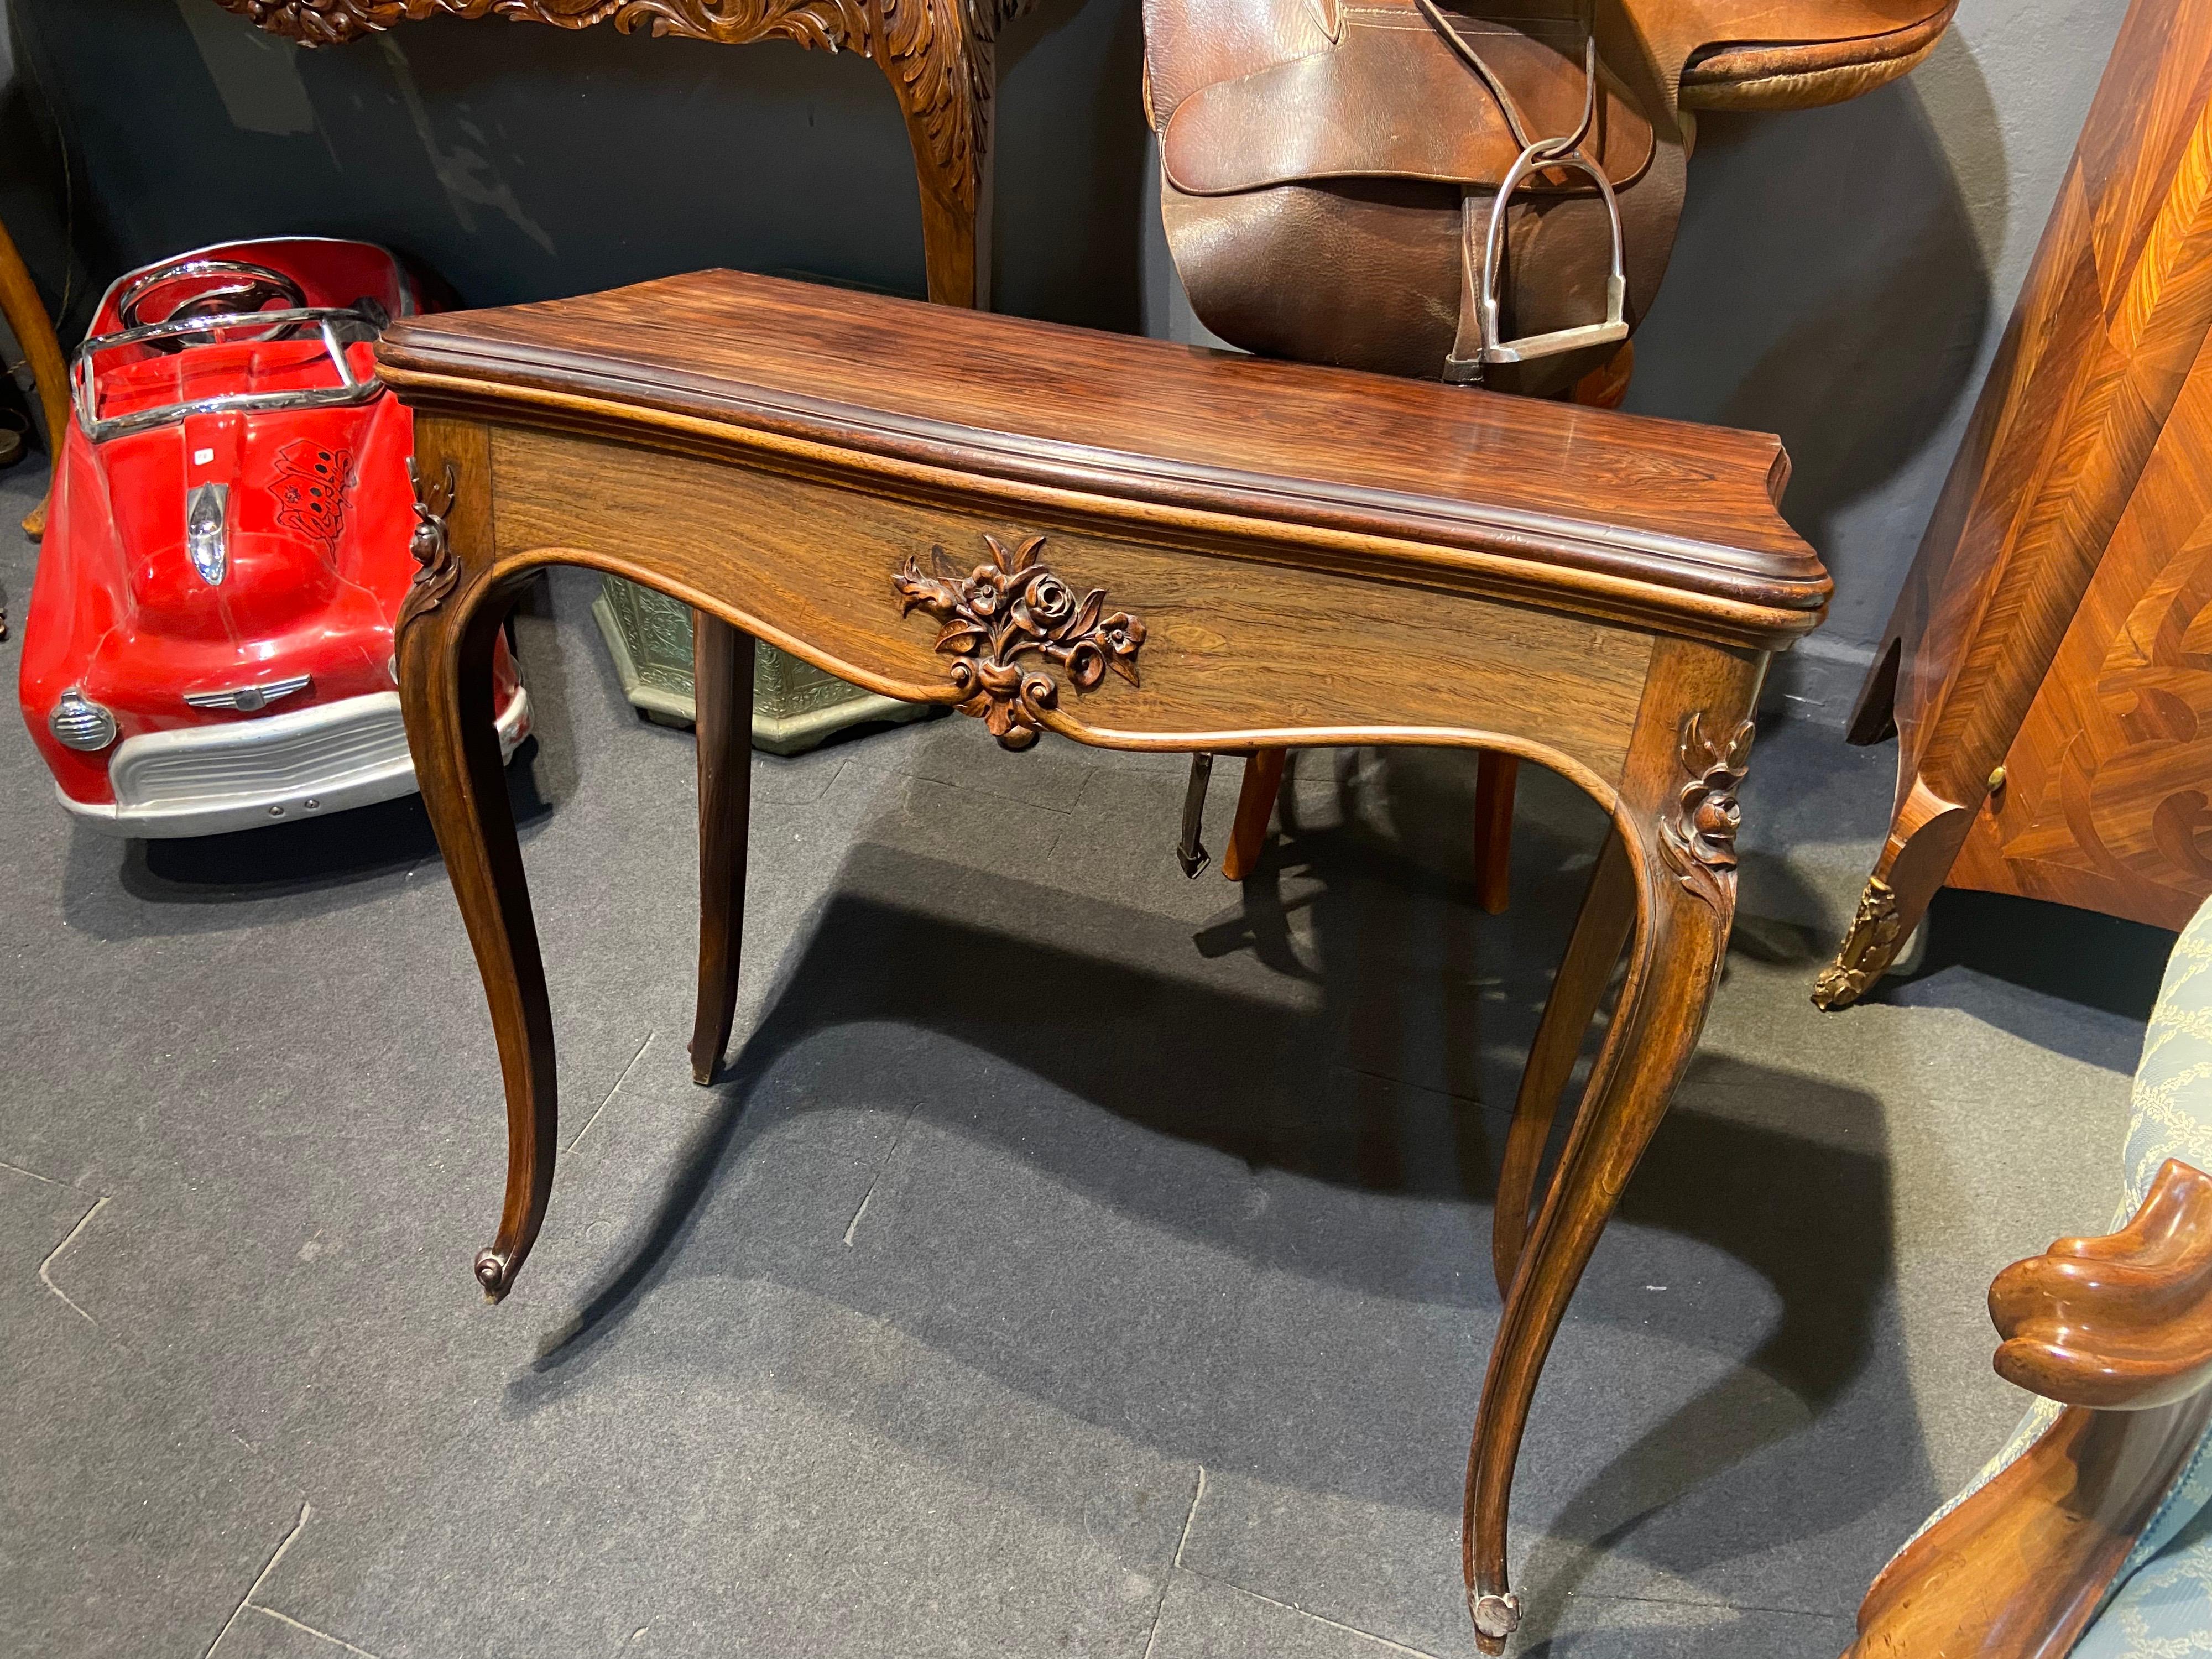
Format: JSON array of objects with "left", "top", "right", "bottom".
[
  {"left": 36, "top": 1192, "right": 109, "bottom": 1326},
  {"left": 1175, "top": 1564, "right": 1446, "bottom": 1657},
  {"left": 750, "top": 752, "right": 852, "bottom": 809},
  {"left": 203, "top": 1500, "right": 312, "bottom": 1659},
  {"left": 896, "top": 764, "right": 1087, "bottom": 818},
  {"left": 1332, "top": 1060, "right": 1514, "bottom": 1123},
  {"left": 1545, "top": 1582, "right": 1854, "bottom": 1623},
  {"left": 842, "top": 1097, "right": 926, "bottom": 1248},
  {"left": 567, "top": 1028, "right": 658, "bottom": 1153},
  {"left": 1139, "top": 1465, "right": 1208, "bottom": 1659},
  {"left": 241, "top": 1604, "right": 387, "bottom": 1659},
  {"left": 0, "top": 1154, "right": 70, "bottom": 1186}
]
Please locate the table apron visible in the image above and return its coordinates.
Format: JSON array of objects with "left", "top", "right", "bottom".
[{"left": 484, "top": 424, "right": 1655, "bottom": 789}]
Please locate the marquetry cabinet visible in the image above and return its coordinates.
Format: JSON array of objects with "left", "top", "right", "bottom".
[{"left": 1817, "top": 0, "right": 2212, "bottom": 1006}]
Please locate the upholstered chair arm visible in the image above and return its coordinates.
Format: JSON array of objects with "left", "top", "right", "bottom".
[{"left": 1844, "top": 1160, "right": 2212, "bottom": 1659}]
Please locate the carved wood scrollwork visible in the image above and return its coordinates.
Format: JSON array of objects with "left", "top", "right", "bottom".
[
  {"left": 212, "top": 0, "right": 868, "bottom": 53},
  {"left": 893, "top": 531, "right": 1144, "bottom": 750},
  {"left": 1657, "top": 712, "right": 1754, "bottom": 911},
  {"left": 209, "top": 0, "right": 1027, "bottom": 217},
  {"left": 877, "top": 0, "right": 1027, "bottom": 211},
  {"left": 398, "top": 457, "right": 460, "bottom": 630}
]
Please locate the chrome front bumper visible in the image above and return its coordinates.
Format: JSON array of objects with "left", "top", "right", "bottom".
[{"left": 58, "top": 687, "right": 531, "bottom": 839}]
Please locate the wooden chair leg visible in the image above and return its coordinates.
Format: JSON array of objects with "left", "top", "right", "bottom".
[
  {"left": 394, "top": 425, "right": 557, "bottom": 1303},
  {"left": 0, "top": 213, "right": 71, "bottom": 540},
  {"left": 1491, "top": 828, "right": 1635, "bottom": 1295},
  {"left": 689, "top": 612, "right": 756, "bottom": 1086},
  {"left": 1473, "top": 752, "right": 1519, "bottom": 914},
  {"left": 1222, "top": 749, "right": 1286, "bottom": 881}
]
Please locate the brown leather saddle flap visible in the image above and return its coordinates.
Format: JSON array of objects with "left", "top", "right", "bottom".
[{"left": 1161, "top": 11, "right": 1656, "bottom": 198}]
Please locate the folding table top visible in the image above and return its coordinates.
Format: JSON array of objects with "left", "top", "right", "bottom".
[{"left": 376, "top": 269, "right": 1828, "bottom": 644}]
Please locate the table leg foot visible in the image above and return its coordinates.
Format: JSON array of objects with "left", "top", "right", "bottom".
[
  {"left": 690, "top": 613, "right": 757, "bottom": 1086},
  {"left": 1812, "top": 776, "right": 1971, "bottom": 1010},
  {"left": 396, "top": 424, "right": 558, "bottom": 1301}
]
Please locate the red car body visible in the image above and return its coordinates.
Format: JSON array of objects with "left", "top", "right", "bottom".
[{"left": 18, "top": 237, "right": 526, "bottom": 837}]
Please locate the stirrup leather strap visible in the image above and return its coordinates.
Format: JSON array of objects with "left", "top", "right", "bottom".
[{"left": 1433, "top": 21, "right": 1631, "bottom": 385}]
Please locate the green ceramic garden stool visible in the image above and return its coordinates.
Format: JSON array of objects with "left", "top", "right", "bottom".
[{"left": 593, "top": 574, "right": 935, "bottom": 753}]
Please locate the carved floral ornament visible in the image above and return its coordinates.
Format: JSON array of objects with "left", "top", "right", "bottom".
[
  {"left": 894, "top": 532, "right": 1144, "bottom": 749},
  {"left": 1658, "top": 712, "right": 1754, "bottom": 910},
  {"left": 397, "top": 456, "right": 460, "bottom": 629}
]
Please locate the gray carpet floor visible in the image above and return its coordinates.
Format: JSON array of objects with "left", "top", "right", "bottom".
[{"left": 0, "top": 447, "right": 2176, "bottom": 1659}]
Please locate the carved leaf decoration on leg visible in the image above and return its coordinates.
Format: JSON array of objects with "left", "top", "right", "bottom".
[
  {"left": 397, "top": 456, "right": 461, "bottom": 632},
  {"left": 1657, "top": 712, "right": 1755, "bottom": 911}
]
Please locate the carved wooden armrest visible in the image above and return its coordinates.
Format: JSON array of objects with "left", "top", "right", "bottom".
[
  {"left": 1846, "top": 1159, "right": 2212, "bottom": 1659},
  {"left": 1991, "top": 1159, "right": 2212, "bottom": 1410}
]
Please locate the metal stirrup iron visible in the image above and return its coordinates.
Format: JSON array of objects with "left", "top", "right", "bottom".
[{"left": 1415, "top": 12, "right": 1630, "bottom": 386}]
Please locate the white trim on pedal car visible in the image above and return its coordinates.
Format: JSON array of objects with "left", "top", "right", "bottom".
[{"left": 56, "top": 687, "right": 530, "bottom": 839}]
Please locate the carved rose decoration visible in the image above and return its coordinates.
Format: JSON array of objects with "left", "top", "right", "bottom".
[{"left": 894, "top": 533, "right": 1144, "bottom": 750}]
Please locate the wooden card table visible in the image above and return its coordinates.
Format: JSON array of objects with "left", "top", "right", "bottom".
[{"left": 373, "top": 270, "right": 1828, "bottom": 1652}]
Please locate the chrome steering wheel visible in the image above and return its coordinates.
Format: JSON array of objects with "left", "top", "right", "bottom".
[{"left": 117, "top": 259, "right": 309, "bottom": 354}]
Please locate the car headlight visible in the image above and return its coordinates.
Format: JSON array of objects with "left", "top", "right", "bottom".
[{"left": 49, "top": 689, "right": 118, "bottom": 752}]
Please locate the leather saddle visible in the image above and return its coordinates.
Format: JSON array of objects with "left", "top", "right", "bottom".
[{"left": 1144, "top": 0, "right": 1958, "bottom": 396}]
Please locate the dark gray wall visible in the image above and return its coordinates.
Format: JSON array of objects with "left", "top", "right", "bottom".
[
  {"left": 7, "top": 0, "right": 1147, "bottom": 333},
  {"left": 6, "top": 0, "right": 2138, "bottom": 723},
  {"left": 1614, "top": 0, "right": 2132, "bottom": 716}
]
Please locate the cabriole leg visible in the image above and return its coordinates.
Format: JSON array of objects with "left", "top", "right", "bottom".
[
  {"left": 690, "top": 612, "right": 757, "bottom": 1086},
  {"left": 395, "top": 422, "right": 556, "bottom": 1303},
  {"left": 1463, "top": 640, "right": 1759, "bottom": 1652},
  {"left": 1812, "top": 776, "right": 1972, "bottom": 1010},
  {"left": 1492, "top": 828, "right": 1635, "bottom": 1295}
]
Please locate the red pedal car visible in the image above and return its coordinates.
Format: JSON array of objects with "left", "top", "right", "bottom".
[{"left": 17, "top": 237, "right": 528, "bottom": 838}]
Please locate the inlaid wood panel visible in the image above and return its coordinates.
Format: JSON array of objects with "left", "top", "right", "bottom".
[
  {"left": 489, "top": 425, "right": 1655, "bottom": 786},
  {"left": 1882, "top": 13, "right": 2212, "bottom": 799},
  {"left": 1952, "top": 320, "right": 2212, "bottom": 928}
]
